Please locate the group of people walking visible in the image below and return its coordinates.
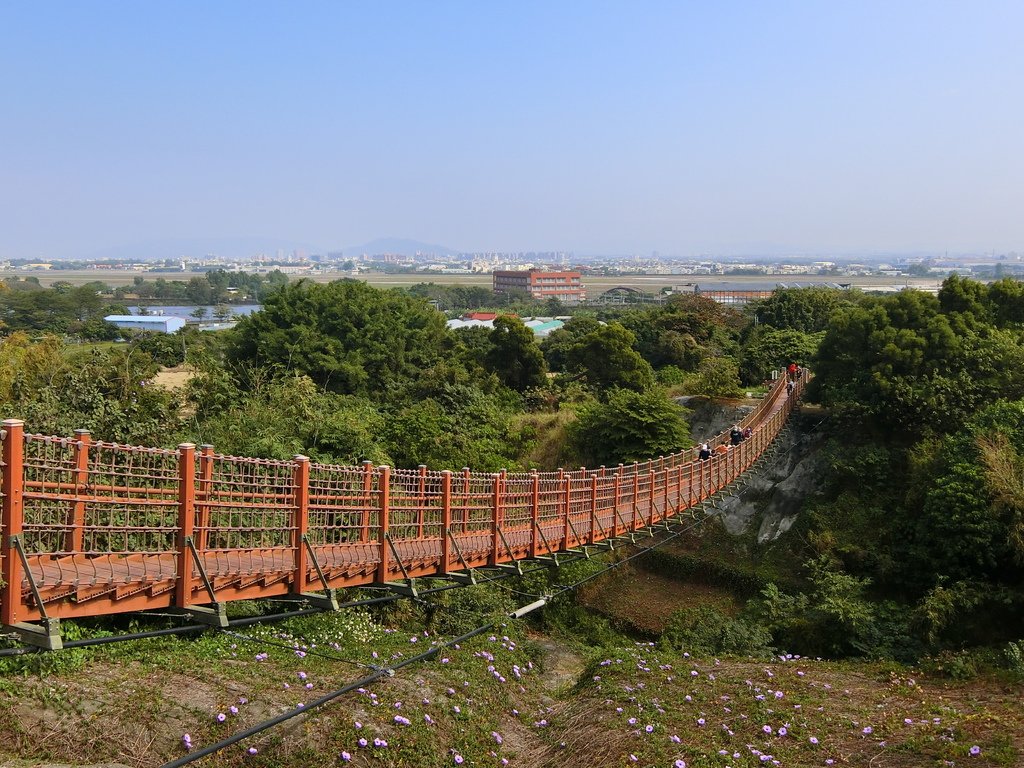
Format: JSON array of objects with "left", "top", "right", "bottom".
[
  {"left": 786, "top": 362, "right": 805, "bottom": 395},
  {"left": 697, "top": 364, "right": 800, "bottom": 462},
  {"left": 696, "top": 423, "right": 752, "bottom": 462}
]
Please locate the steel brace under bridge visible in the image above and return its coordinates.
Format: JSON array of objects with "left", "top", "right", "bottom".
[{"left": 0, "top": 373, "right": 805, "bottom": 650}]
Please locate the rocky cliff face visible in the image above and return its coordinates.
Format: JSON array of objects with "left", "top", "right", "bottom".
[{"left": 682, "top": 396, "right": 826, "bottom": 543}]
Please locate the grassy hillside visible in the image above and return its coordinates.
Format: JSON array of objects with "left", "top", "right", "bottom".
[{"left": 0, "top": 575, "right": 1020, "bottom": 768}]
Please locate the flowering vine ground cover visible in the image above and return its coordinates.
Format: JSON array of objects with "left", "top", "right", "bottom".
[{"left": 0, "top": 602, "right": 1020, "bottom": 766}]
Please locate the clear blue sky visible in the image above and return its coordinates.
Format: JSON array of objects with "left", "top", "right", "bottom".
[{"left": 2, "top": 1, "right": 1022, "bottom": 259}]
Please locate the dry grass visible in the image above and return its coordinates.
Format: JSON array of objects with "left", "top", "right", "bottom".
[
  {"left": 516, "top": 410, "right": 577, "bottom": 470},
  {"left": 579, "top": 563, "right": 742, "bottom": 634},
  {"left": 151, "top": 365, "right": 196, "bottom": 391}
]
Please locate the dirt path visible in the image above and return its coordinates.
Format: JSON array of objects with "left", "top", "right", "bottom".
[{"left": 533, "top": 636, "right": 586, "bottom": 692}]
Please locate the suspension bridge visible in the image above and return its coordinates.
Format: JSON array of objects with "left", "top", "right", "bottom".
[{"left": 0, "top": 373, "right": 804, "bottom": 650}]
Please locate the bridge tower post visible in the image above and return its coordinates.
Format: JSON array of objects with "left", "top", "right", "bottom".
[{"left": 66, "top": 429, "right": 90, "bottom": 553}]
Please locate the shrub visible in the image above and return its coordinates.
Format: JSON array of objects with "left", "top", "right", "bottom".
[{"left": 660, "top": 605, "right": 774, "bottom": 657}]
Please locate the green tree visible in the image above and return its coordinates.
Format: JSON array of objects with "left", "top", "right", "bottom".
[
  {"left": 567, "top": 387, "right": 690, "bottom": 465},
  {"left": 741, "top": 328, "right": 824, "bottom": 383},
  {"left": 226, "top": 280, "right": 449, "bottom": 398},
  {"left": 541, "top": 316, "right": 603, "bottom": 372},
  {"left": 689, "top": 357, "right": 742, "bottom": 397},
  {"left": 564, "top": 322, "right": 655, "bottom": 392},
  {"left": 184, "top": 371, "right": 390, "bottom": 463},
  {"left": 752, "top": 287, "right": 852, "bottom": 333},
  {"left": 484, "top": 316, "right": 547, "bottom": 392}
]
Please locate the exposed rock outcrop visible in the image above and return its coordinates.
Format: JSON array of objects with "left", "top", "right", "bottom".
[{"left": 685, "top": 396, "right": 826, "bottom": 543}]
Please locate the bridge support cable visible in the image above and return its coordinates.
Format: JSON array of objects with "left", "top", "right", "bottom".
[
  {"left": 381, "top": 531, "right": 418, "bottom": 597},
  {"left": 159, "top": 592, "right": 552, "bottom": 768},
  {"left": 7, "top": 535, "right": 62, "bottom": 650},
  {"left": 297, "top": 534, "right": 340, "bottom": 610},
  {"left": 444, "top": 528, "right": 477, "bottom": 585},
  {"left": 169, "top": 537, "right": 228, "bottom": 628}
]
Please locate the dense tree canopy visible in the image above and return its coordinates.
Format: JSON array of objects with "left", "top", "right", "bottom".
[
  {"left": 568, "top": 387, "right": 691, "bottom": 466},
  {"left": 563, "top": 322, "right": 655, "bottom": 392},
  {"left": 484, "top": 316, "right": 547, "bottom": 392},
  {"left": 226, "top": 280, "right": 450, "bottom": 397}
]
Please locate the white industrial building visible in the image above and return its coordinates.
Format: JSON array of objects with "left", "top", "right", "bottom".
[{"left": 104, "top": 315, "right": 187, "bottom": 333}]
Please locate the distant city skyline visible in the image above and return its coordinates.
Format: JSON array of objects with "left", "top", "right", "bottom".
[{"left": 2, "top": 2, "right": 1022, "bottom": 260}]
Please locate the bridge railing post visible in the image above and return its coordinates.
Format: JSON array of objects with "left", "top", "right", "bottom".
[
  {"left": 441, "top": 470, "right": 453, "bottom": 573},
  {"left": 197, "top": 445, "right": 214, "bottom": 551},
  {"left": 461, "top": 467, "right": 471, "bottom": 533},
  {"left": 631, "top": 470, "right": 639, "bottom": 533},
  {"left": 417, "top": 465, "right": 427, "bottom": 538},
  {"left": 360, "top": 460, "right": 373, "bottom": 544},
  {"left": 376, "top": 466, "right": 391, "bottom": 584},
  {"left": 174, "top": 443, "right": 197, "bottom": 610},
  {"left": 676, "top": 462, "right": 683, "bottom": 513},
  {"left": 489, "top": 470, "right": 504, "bottom": 567},
  {"left": 529, "top": 471, "right": 540, "bottom": 558},
  {"left": 614, "top": 465, "right": 623, "bottom": 536},
  {"left": 291, "top": 455, "right": 310, "bottom": 595},
  {"left": 589, "top": 472, "right": 598, "bottom": 545},
  {"left": 65, "top": 429, "right": 90, "bottom": 553},
  {"left": 2, "top": 420, "right": 26, "bottom": 626},
  {"left": 561, "top": 468, "right": 572, "bottom": 550}
]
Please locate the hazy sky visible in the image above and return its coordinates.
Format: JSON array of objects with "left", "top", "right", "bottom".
[{"left": 2, "top": 1, "right": 1022, "bottom": 259}]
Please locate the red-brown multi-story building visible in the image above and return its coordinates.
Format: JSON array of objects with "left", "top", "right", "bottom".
[{"left": 492, "top": 269, "right": 585, "bottom": 304}]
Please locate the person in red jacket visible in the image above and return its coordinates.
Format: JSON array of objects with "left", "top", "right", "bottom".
[{"left": 788, "top": 362, "right": 797, "bottom": 381}]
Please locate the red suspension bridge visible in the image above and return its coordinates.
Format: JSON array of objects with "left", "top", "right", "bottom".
[{"left": 0, "top": 374, "right": 804, "bottom": 649}]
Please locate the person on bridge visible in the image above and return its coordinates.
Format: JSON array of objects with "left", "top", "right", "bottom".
[
  {"left": 715, "top": 443, "right": 729, "bottom": 456},
  {"left": 730, "top": 425, "right": 743, "bottom": 446},
  {"left": 698, "top": 443, "right": 711, "bottom": 461},
  {"left": 788, "top": 362, "right": 798, "bottom": 381},
  {"left": 787, "top": 380, "right": 794, "bottom": 396}
]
